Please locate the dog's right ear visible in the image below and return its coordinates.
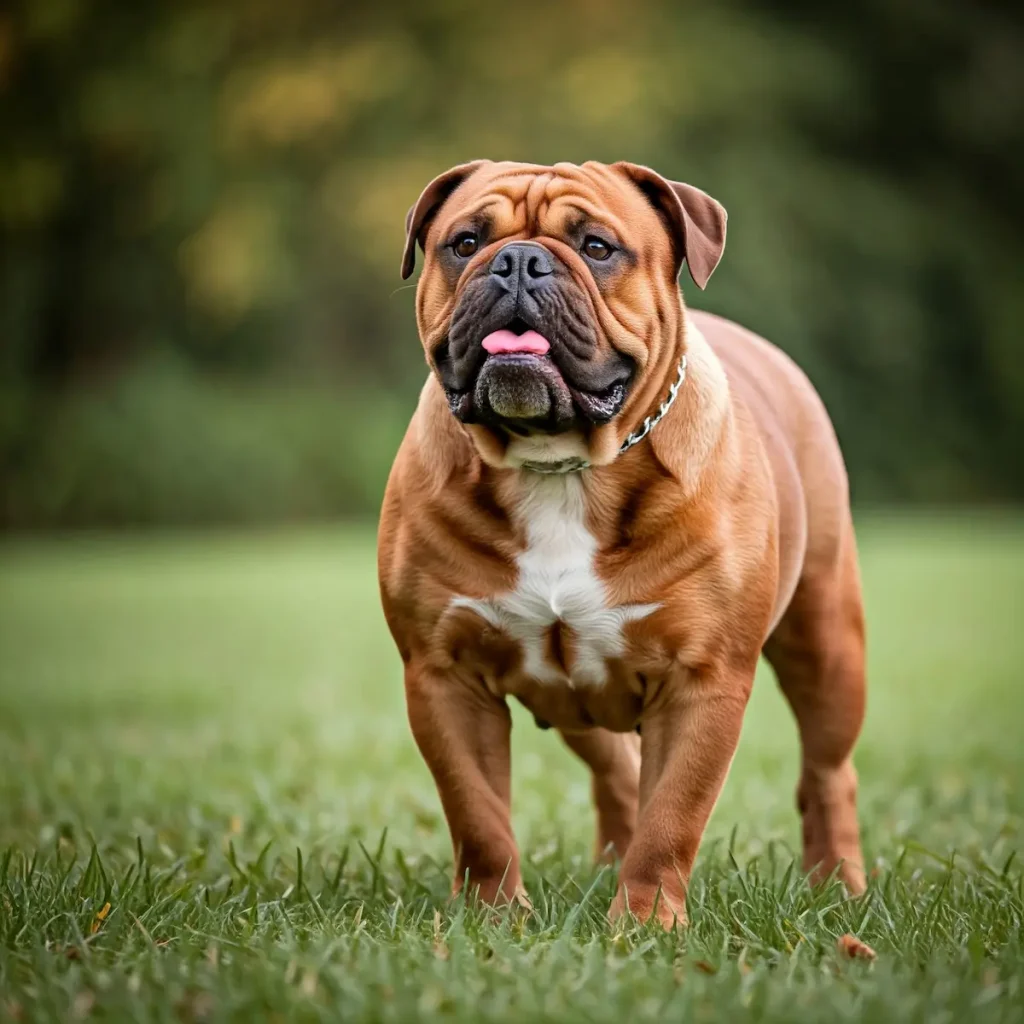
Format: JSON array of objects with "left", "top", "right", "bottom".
[{"left": 401, "top": 161, "right": 489, "bottom": 280}]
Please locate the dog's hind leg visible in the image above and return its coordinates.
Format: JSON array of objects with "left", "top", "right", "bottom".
[
  {"left": 559, "top": 728, "right": 640, "bottom": 862},
  {"left": 764, "top": 518, "right": 867, "bottom": 894}
]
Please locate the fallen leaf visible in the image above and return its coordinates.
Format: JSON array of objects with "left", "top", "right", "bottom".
[
  {"left": 89, "top": 902, "right": 111, "bottom": 935},
  {"left": 837, "top": 934, "right": 877, "bottom": 961}
]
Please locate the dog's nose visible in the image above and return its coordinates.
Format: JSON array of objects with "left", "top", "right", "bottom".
[{"left": 489, "top": 243, "right": 554, "bottom": 286}]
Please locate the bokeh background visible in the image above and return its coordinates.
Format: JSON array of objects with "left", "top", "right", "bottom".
[{"left": 1, "top": 0, "right": 1022, "bottom": 528}]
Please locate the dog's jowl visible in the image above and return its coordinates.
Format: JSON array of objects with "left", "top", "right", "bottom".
[{"left": 378, "top": 160, "right": 867, "bottom": 927}]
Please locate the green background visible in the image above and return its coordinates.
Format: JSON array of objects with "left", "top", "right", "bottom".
[{"left": 2, "top": 0, "right": 1022, "bottom": 528}]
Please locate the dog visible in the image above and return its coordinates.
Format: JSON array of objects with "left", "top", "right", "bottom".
[{"left": 378, "top": 160, "right": 866, "bottom": 926}]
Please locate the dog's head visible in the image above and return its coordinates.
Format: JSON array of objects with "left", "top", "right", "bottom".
[{"left": 401, "top": 161, "right": 726, "bottom": 466}]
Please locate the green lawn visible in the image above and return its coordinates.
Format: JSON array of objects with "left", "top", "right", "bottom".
[{"left": 1, "top": 516, "right": 1022, "bottom": 1022}]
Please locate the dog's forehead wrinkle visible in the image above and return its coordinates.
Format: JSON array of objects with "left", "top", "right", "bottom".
[
  {"left": 439, "top": 197, "right": 507, "bottom": 243},
  {"left": 469, "top": 166, "right": 616, "bottom": 232},
  {"left": 547, "top": 198, "right": 631, "bottom": 247},
  {"left": 450, "top": 168, "right": 647, "bottom": 253},
  {"left": 525, "top": 172, "right": 554, "bottom": 223}
]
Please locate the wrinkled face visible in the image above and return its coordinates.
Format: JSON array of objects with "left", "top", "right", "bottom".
[{"left": 404, "top": 161, "right": 726, "bottom": 462}]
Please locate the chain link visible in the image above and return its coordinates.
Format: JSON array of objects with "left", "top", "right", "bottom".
[
  {"left": 519, "top": 353, "right": 688, "bottom": 474},
  {"left": 617, "top": 353, "right": 687, "bottom": 455}
]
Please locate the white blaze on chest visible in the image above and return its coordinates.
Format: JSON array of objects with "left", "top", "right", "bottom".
[{"left": 451, "top": 474, "right": 659, "bottom": 687}]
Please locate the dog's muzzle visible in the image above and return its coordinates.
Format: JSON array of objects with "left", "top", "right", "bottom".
[{"left": 437, "top": 242, "right": 633, "bottom": 432}]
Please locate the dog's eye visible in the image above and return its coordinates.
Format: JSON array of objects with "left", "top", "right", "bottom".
[
  {"left": 582, "top": 236, "right": 614, "bottom": 261},
  {"left": 452, "top": 232, "right": 479, "bottom": 259}
]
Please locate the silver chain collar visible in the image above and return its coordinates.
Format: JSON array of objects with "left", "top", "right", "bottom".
[{"left": 520, "top": 353, "right": 688, "bottom": 474}]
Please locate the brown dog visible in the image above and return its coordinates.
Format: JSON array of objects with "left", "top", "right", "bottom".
[{"left": 378, "top": 160, "right": 866, "bottom": 926}]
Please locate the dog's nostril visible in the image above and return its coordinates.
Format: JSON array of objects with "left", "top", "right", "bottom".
[
  {"left": 526, "top": 254, "right": 552, "bottom": 279},
  {"left": 490, "top": 252, "right": 514, "bottom": 278}
]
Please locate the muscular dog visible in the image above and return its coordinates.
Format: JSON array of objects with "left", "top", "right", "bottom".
[{"left": 378, "top": 160, "right": 866, "bottom": 926}]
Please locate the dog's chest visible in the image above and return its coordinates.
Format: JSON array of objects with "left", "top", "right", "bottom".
[{"left": 451, "top": 475, "right": 658, "bottom": 687}]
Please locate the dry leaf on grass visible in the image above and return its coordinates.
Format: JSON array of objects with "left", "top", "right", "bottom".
[
  {"left": 837, "top": 933, "right": 877, "bottom": 960},
  {"left": 89, "top": 902, "right": 111, "bottom": 935}
]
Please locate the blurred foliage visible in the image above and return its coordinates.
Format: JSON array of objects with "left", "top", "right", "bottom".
[{"left": 0, "top": 0, "right": 1022, "bottom": 527}]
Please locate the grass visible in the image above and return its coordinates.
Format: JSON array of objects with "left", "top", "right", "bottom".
[{"left": 0, "top": 514, "right": 1022, "bottom": 1022}]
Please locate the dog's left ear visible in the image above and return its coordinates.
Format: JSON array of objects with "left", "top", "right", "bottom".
[
  {"left": 614, "top": 162, "right": 727, "bottom": 289},
  {"left": 401, "top": 161, "right": 489, "bottom": 279}
]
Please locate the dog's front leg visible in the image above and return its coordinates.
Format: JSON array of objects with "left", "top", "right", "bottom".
[
  {"left": 405, "top": 663, "right": 525, "bottom": 906},
  {"left": 609, "top": 667, "right": 753, "bottom": 928}
]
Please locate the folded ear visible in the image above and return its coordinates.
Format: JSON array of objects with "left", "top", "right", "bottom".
[
  {"left": 613, "top": 162, "right": 727, "bottom": 289},
  {"left": 400, "top": 161, "right": 489, "bottom": 279}
]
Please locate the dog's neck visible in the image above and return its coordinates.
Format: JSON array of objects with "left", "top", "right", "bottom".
[
  {"left": 504, "top": 431, "right": 593, "bottom": 472},
  {"left": 653, "top": 315, "right": 731, "bottom": 496}
]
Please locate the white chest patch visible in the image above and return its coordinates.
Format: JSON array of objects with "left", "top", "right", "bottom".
[{"left": 451, "top": 474, "right": 659, "bottom": 687}]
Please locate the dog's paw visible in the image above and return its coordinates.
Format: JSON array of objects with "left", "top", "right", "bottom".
[{"left": 608, "top": 882, "right": 686, "bottom": 930}]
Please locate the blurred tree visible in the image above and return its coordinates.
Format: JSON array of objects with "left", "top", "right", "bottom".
[{"left": 0, "top": 0, "right": 1021, "bottom": 526}]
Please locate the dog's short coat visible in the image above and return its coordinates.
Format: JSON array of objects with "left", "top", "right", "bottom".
[{"left": 378, "top": 160, "right": 866, "bottom": 926}]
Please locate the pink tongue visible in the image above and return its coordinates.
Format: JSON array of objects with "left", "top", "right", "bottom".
[{"left": 481, "top": 329, "right": 550, "bottom": 355}]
